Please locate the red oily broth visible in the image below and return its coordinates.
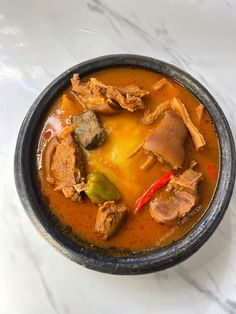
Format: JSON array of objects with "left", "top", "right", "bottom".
[{"left": 37, "top": 67, "right": 220, "bottom": 250}]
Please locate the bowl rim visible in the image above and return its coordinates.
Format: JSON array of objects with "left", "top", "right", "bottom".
[{"left": 14, "top": 54, "right": 236, "bottom": 275}]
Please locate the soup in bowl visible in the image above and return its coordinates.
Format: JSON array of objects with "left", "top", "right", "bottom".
[{"left": 15, "top": 55, "right": 235, "bottom": 274}]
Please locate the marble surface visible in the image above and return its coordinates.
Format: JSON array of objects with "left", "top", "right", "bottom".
[{"left": 0, "top": 0, "right": 236, "bottom": 313}]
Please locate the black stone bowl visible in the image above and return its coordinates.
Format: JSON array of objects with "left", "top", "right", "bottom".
[{"left": 14, "top": 55, "right": 235, "bottom": 275}]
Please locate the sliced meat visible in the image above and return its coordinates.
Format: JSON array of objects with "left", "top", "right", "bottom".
[
  {"left": 43, "top": 136, "right": 60, "bottom": 184},
  {"left": 150, "top": 198, "right": 178, "bottom": 223},
  {"left": 95, "top": 201, "right": 129, "bottom": 240},
  {"left": 71, "top": 110, "right": 106, "bottom": 150},
  {"left": 174, "top": 189, "right": 198, "bottom": 216},
  {"left": 52, "top": 138, "right": 76, "bottom": 188},
  {"left": 71, "top": 74, "right": 148, "bottom": 114},
  {"left": 150, "top": 169, "right": 203, "bottom": 223},
  {"left": 171, "top": 97, "right": 206, "bottom": 150},
  {"left": 50, "top": 132, "right": 85, "bottom": 201},
  {"left": 143, "top": 110, "right": 187, "bottom": 169}
]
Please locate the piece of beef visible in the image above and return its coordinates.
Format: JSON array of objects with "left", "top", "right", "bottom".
[
  {"left": 95, "top": 201, "right": 129, "bottom": 240},
  {"left": 71, "top": 74, "right": 148, "bottom": 114},
  {"left": 71, "top": 110, "right": 106, "bottom": 150},
  {"left": 143, "top": 110, "right": 187, "bottom": 169},
  {"left": 50, "top": 131, "right": 85, "bottom": 201},
  {"left": 150, "top": 169, "right": 203, "bottom": 223}
]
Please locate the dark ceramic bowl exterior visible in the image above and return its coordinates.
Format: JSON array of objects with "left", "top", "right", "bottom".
[{"left": 14, "top": 55, "right": 235, "bottom": 275}]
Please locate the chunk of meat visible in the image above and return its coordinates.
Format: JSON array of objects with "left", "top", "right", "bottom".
[
  {"left": 171, "top": 97, "right": 206, "bottom": 150},
  {"left": 71, "top": 74, "right": 148, "bottom": 113},
  {"left": 150, "top": 198, "right": 178, "bottom": 223},
  {"left": 143, "top": 110, "right": 187, "bottom": 169},
  {"left": 150, "top": 169, "right": 203, "bottom": 223},
  {"left": 71, "top": 110, "right": 106, "bottom": 150},
  {"left": 142, "top": 100, "right": 170, "bottom": 125},
  {"left": 106, "top": 86, "right": 146, "bottom": 112},
  {"left": 95, "top": 201, "right": 129, "bottom": 239},
  {"left": 71, "top": 74, "right": 119, "bottom": 114},
  {"left": 50, "top": 132, "right": 85, "bottom": 201},
  {"left": 169, "top": 168, "right": 203, "bottom": 192}
]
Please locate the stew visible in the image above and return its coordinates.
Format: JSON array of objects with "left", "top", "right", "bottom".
[{"left": 37, "top": 67, "right": 220, "bottom": 250}]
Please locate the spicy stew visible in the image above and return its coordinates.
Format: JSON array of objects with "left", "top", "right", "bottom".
[{"left": 37, "top": 67, "right": 220, "bottom": 250}]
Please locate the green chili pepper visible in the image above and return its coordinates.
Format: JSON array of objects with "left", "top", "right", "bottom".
[{"left": 85, "top": 172, "right": 121, "bottom": 204}]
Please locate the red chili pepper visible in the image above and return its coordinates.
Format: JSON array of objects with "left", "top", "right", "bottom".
[
  {"left": 134, "top": 171, "right": 173, "bottom": 214},
  {"left": 207, "top": 163, "right": 215, "bottom": 179}
]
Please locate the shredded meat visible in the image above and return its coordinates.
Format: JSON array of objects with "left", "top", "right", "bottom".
[
  {"left": 142, "top": 100, "right": 170, "bottom": 125},
  {"left": 50, "top": 130, "right": 85, "bottom": 201},
  {"left": 143, "top": 110, "right": 187, "bottom": 169},
  {"left": 150, "top": 169, "right": 203, "bottom": 223},
  {"left": 171, "top": 97, "right": 206, "bottom": 150},
  {"left": 71, "top": 74, "right": 148, "bottom": 114},
  {"left": 95, "top": 201, "right": 129, "bottom": 239}
]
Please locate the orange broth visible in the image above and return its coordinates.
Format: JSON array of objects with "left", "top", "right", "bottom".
[{"left": 37, "top": 67, "right": 220, "bottom": 250}]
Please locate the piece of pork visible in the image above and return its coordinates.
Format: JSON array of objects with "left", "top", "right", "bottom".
[
  {"left": 143, "top": 110, "right": 187, "bottom": 169},
  {"left": 71, "top": 74, "right": 148, "bottom": 114},
  {"left": 50, "top": 132, "right": 85, "bottom": 201},
  {"left": 171, "top": 97, "right": 206, "bottom": 150},
  {"left": 170, "top": 168, "right": 203, "bottom": 192},
  {"left": 95, "top": 201, "right": 129, "bottom": 240},
  {"left": 71, "top": 110, "right": 106, "bottom": 150},
  {"left": 150, "top": 169, "right": 203, "bottom": 223}
]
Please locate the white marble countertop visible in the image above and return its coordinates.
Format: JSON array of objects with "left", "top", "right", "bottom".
[{"left": 1, "top": 0, "right": 236, "bottom": 313}]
